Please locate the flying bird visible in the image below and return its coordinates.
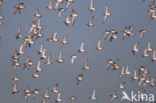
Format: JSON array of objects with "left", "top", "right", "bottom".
[
  {"left": 78, "top": 41, "right": 86, "bottom": 53},
  {"left": 46, "top": 0, "right": 53, "bottom": 10},
  {"left": 88, "top": 0, "right": 96, "bottom": 14},
  {"left": 89, "top": 89, "right": 97, "bottom": 100},
  {"left": 76, "top": 74, "right": 83, "bottom": 85},
  {"left": 55, "top": 92, "right": 62, "bottom": 103},
  {"left": 51, "top": 83, "right": 59, "bottom": 93},
  {"left": 132, "top": 42, "right": 139, "bottom": 55},
  {"left": 58, "top": 8, "right": 65, "bottom": 18},
  {"left": 16, "top": 27, "right": 22, "bottom": 39},
  {"left": 139, "top": 29, "right": 147, "bottom": 39},
  {"left": 66, "top": 0, "right": 74, "bottom": 9},
  {"left": 83, "top": 59, "right": 90, "bottom": 70},
  {"left": 32, "top": 89, "right": 40, "bottom": 100},
  {"left": 54, "top": 0, "right": 63, "bottom": 9},
  {"left": 71, "top": 54, "right": 78, "bottom": 65},
  {"left": 57, "top": 51, "right": 64, "bottom": 63},
  {"left": 103, "top": 4, "right": 111, "bottom": 23},
  {"left": 71, "top": 9, "right": 78, "bottom": 25},
  {"left": 152, "top": 49, "right": 156, "bottom": 61},
  {"left": 96, "top": 40, "right": 103, "bottom": 50},
  {"left": 87, "top": 16, "right": 94, "bottom": 27}
]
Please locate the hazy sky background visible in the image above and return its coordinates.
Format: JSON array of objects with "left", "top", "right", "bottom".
[{"left": 0, "top": 0, "right": 156, "bottom": 103}]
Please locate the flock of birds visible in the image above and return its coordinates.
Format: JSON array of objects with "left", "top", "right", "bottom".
[{"left": 0, "top": 0, "right": 156, "bottom": 103}]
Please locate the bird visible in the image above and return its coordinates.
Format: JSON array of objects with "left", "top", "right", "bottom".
[
  {"left": 11, "top": 50, "right": 19, "bottom": 60},
  {"left": 0, "top": 8, "right": 4, "bottom": 20},
  {"left": 14, "top": 0, "right": 25, "bottom": 14},
  {"left": 142, "top": 48, "right": 149, "bottom": 57},
  {"left": 150, "top": 77, "right": 156, "bottom": 87},
  {"left": 47, "top": 32, "right": 53, "bottom": 42},
  {"left": 54, "top": 0, "right": 63, "bottom": 10},
  {"left": 32, "top": 70, "right": 40, "bottom": 78},
  {"left": 78, "top": 41, "right": 86, "bottom": 53},
  {"left": 12, "top": 83, "right": 19, "bottom": 94},
  {"left": 147, "top": 40, "right": 152, "bottom": 52},
  {"left": 125, "top": 65, "right": 130, "bottom": 75},
  {"left": 76, "top": 74, "right": 83, "bottom": 85},
  {"left": 12, "top": 56, "right": 21, "bottom": 70},
  {"left": 71, "top": 54, "right": 78, "bottom": 65},
  {"left": 138, "top": 66, "right": 146, "bottom": 73},
  {"left": 87, "top": 16, "right": 94, "bottom": 27},
  {"left": 45, "top": 55, "right": 52, "bottom": 65},
  {"left": 31, "top": 26, "right": 38, "bottom": 36},
  {"left": 112, "top": 58, "right": 120, "bottom": 70},
  {"left": 57, "top": 51, "right": 64, "bottom": 63},
  {"left": 47, "top": 32, "right": 59, "bottom": 42},
  {"left": 109, "top": 30, "right": 118, "bottom": 42},
  {"left": 23, "top": 34, "right": 34, "bottom": 47},
  {"left": 149, "top": 0, "right": 155, "bottom": 9},
  {"left": 37, "top": 18, "right": 43, "bottom": 29},
  {"left": 119, "top": 82, "right": 126, "bottom": 89},
  {"left": 152, "top": 49, "right": 156, "bottom": 61},
  {"left": 120, "top": 66, "right": 125, "bottom": 78},
  {"left": 143, "top": 78, "right": 151, "bottom": 88},
  {"left": 122, "top": 26, "right": 134, "bottom": 39},
  {"left": 110, "top": 90, "right": 117, "bottom": 103},
  {"left": 58, "top": 8, "right": 65, "bottom": 18},
  {"left": 34, "top": 60, "right": 42, "bottom": 72},
  {"left": 52, "top": 32, "right": 59, "bottom": 42},
  {"left": 103, "top": 4, "right": 111, "bottom": 23},
  {"left": 138, "top": 76, "right": 146, "bottom": 87},
  {"left": 23, "top": 56, "right": 33, "bottom": 70},
  {"left": 23, "top": 87, "right": 31, "bottom": 102},
  {"left": 18, "top": 43, "right": 24, "bottom": 55},
  {"left": 69, "top": 96, "right": 76, "bottom": 102},
  {"left": 38, "top": 43, "right": 44, "bottom": 54},
  {"left": 40, "top": 48, "right": 47, "bottom": 59},
  {"left": 32, "top": 89, "right": 40, "bottom": 100},
  {"left": 42, "top": 97, "right": 46, "bottom": 103},
  {"left": 104, "top": 30, "right": 110, "bottom": 40},
  {"left": 0, "top": 21, "right": 3, "bottom": 25},
  {"left": 132, "top": 42, "right": 139, "bottom": 55},
  {"left": 106, "top": 59, "right": 114, "bottom": 70},
  {"left": 51, "top": 83, "right": 59, "bottom": 93},
  {"left": 46, "top": 0, "right": 53, "bottom": 10},
  {"left": 0, "top": 0, "right": 6, "bottom": 7},
  {"left": 88, "top": 0, "right": 96, "bottom": 14},
  {"left": 139, "top": 29, "right": 147, "bottom": 39},
  {"left": 12, "top": 74, "right": 19, "bottom": 85},
  {"left": 34, "top": 8, "right": 41, "bottom": 18},
  {"left": 60, "top": 35, "right": 68, "bottom": 47},
  {"left": 55, "top": 92, "right": 62, "bottom": 103},
  {"left": 89, "top": 89, "right": 97, "bottom": 100},
  {"left": 71, "top": 9, "right": 78, "bottom": 25},
  {"left": 66, "top": 0, "right": 74, "bottom": 9},
  {"left": 64, "top": 16, "right": 71, "bottom": 26},
  {"left": 144, "top": 66, "right": 149, "bottom": 74},
  {"left": 16, "top": 27, "right": 22, "bottom": 39},
  {"left": 36, "top": 28, "right": 43, "bottom": 40},
  {"left": 96, "top": 40, "right": 103, "bottom": 50},
  {"left": 83, "top": 59, "right": 90, "bottom": 70},
  {"left": 132, "top": 70, "right": 139, "bottom": 80},
  {"left": 43, "top": 88, "right": 50, "bottom": 99}
]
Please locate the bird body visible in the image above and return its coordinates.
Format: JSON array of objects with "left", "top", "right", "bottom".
[
  {"left": 57, "top": 51, "right": 64, "bottom": 63},
  {"left": 89, "top": 89, "right": 96, "bottom": 100}
]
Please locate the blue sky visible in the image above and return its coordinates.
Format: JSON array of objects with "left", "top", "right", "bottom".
[{"left": 0, "top": 0, "right": 156, "bottom": 103}]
